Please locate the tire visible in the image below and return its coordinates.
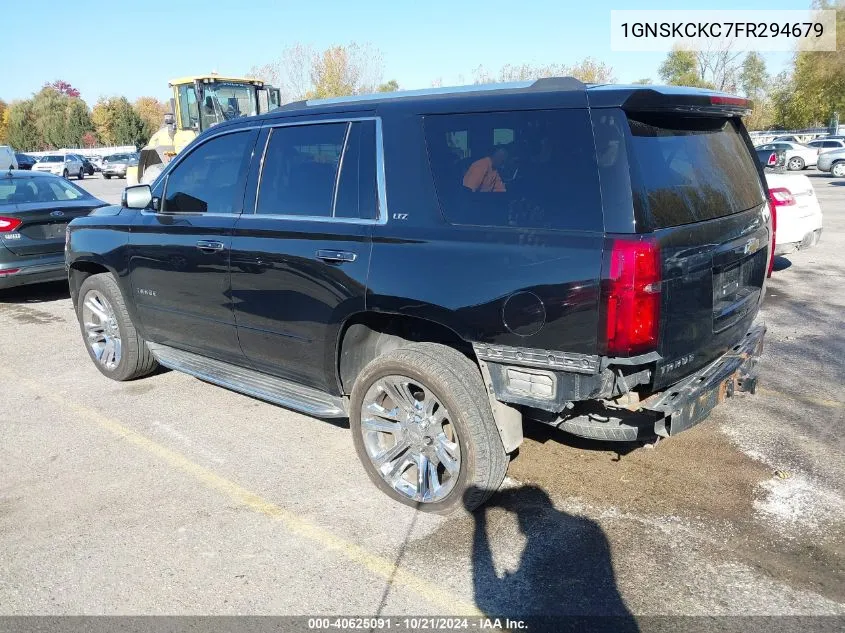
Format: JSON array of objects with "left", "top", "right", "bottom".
[
  {"left": 832, "top": 162, "right": 845, "bottom": 178},
  {"left": 104, "top": 174, "right": 111, "bottom": 179},
  {"left": 787, "top": 156, "right": 805, "bottom": 171},
  {"left": 62, "top": 169, "right": 68, "bottom": 179},
  {"left": 349, "top": 342, "right": 508, "bottom": 514},
  {"left": 76, "top": 273, "right": 158, "bottom": 381},
  {"left": 77, "top": 168, "right": 84, "bottom": 180}
]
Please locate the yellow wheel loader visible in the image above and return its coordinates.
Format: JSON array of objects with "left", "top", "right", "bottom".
[{"left": 127, "top": 74, "right": 280, "bottom": 185}]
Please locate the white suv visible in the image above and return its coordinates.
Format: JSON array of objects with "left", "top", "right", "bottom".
[{"left": 31, "top": 153, "right": 85, "bottom": 179}]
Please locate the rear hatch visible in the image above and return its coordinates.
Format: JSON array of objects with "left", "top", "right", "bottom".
[
  {"left": 0, "top": 177, "right": 105, "bottom": 256},
  {"left": 601, "top": 99, "right": 770, "bottom": 388}
]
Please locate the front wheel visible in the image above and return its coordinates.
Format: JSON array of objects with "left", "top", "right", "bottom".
[
  {"left": 832, "top": 162, "right": 845, "bottom": 178},
  {"left": 103, "top": 174, "right": 111, "bottom": 179},
  {"left": 77, "top": 168, "right": 84, "bottom": 180},
  {"left": 788, "top": 156, "right": 805, "bottom": 171},
  {"left": 62, "top": 169, "right": 68, "bottom": 179},
  {"left": 349, "top": 343, "right": 508, "bottom": 514},
  {"left": 76, "top": 273, "right": 158, "bottom": 381}
]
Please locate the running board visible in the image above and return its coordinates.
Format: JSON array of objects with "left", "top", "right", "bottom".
[{"left": 147, "top": 343, "right": 347, "bottom": 418}]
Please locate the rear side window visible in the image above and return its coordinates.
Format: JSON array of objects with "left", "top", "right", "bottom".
[
  {"left": 424, "top": 110, "right": 603, "bottom": 232},
  {"left": 256, "top": 120, "right": 378, "bottom": 220},
  {"left": 626, "top": 115, "right": 765, "bottom": 230}
]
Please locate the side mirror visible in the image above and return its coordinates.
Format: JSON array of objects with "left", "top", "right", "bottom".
[{"left": 122, "top": 184, "right": 153, "bottom": 210}]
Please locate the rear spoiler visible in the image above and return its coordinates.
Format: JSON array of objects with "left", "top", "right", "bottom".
[{"left": 622, "top": 89, "right": 752, "bottom": 117}]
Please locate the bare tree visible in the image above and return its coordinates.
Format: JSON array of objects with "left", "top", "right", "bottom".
[
  {"left": 694, "top": 41, "right": 744, "bottom": 92},
  {"left": 249, "top": 42, "right": 388, "bottom": 102},
  {"left": 472, "top": 59, "right": 615, "bottom": 85}
]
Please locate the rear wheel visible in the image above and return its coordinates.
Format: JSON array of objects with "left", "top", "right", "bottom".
[
  {"left": 77, "top": 168, "right": 84, "bottom": 180},
  {"left": 832, "top": 161, "right": 845, "bottom": 178},
  {"left": 104, "top": 174, "right": 111, "bottom": 179},
  {"left": 77, "top": 273, "right": 158, "bottom": 381},
  {"left": 349, "top": 343, "right": 508, "bottom": 514},
  {"left": 787, "top": 156, "right": 805, "bottom": 171}
]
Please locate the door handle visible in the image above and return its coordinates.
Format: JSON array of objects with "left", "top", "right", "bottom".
[
  {"left": 316, "top": 249, "right": 357, "bottom": 263},
  {"left": 196, "top": 240, "right": 225, "bottom": 253}
]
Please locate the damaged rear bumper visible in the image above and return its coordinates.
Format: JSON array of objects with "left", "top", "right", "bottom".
[{"left": 643, "top": 322, "right": 766, "bottom": 437}]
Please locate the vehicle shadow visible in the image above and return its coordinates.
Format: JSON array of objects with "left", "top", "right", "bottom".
[
  {"left": 0, "top": 280, "right": 70, "bottom": 304},
  {"left": 773, "top": 255, "right": 792, "bottom": 272},
  {"left": 465, "top": 484, "right": 638, "bottom": 631}
]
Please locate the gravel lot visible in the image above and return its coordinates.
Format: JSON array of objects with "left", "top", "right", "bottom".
[{"left": 1, "top": 171, "right": 843, "bottom": 619}]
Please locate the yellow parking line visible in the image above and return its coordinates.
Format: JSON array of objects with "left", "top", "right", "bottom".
[
  {"left": 10, "top": 373, "right": 481, "bottom": 616},
  {"left": 758, "top": 387, "right": 844, "bottom": 409}
]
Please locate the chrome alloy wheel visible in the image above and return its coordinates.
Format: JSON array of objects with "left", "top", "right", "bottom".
[
  {"left": 360, "top": 376, "right": 461, "bottom": 503},
  {"left": 82, "top": 290, "right": 122, "bottom": 370}
]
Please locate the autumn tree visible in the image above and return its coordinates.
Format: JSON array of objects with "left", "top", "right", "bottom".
[
  {"left": 91, "top": 97, "right": 146, "bottom": 147},
  {"left": 773, "top": 0, "right": 845, "bottom": 128},
  {"left": 46, "top": 80, "right": 81, "bottom": 98},
  {"left": 134, "top": 97, "right": 168, "bottom": 139},
  {"left": 0, "top": 100, "right": 8, "bottom": 143},
  {"left": 249, "top": 42, "right": 392, "bottom": 102}
]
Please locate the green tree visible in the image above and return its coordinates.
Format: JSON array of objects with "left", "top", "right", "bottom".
[
  {"left": 633, "top": 78, "right": 653, "bottom": 85},
  {"left": 110, "top": 97, "right": 146, "bottom": 147},
  {"left": 65, "top": 99, "right": 94, "bottom": 147},
  {"left": 6, "top": 100, "right": 40, "bottom": 151},
  {"left": 92, "top": 98, "right": 115, "bottom": 146},
  {"left": 31, "top": 86, "right": 70, "bottom": 148},
  {"left": 377, "top": 79, "right": 400, "bottom": 93},
  {"left": 658, "top": 48, "right": 713, "bottom": 88},
  {"left": 739, "top": 52, "right": 768, "bottom": 98}
]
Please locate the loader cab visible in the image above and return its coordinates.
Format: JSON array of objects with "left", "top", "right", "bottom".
[{"left": 170, "top": 75, "right": 280, "bottom": 153}]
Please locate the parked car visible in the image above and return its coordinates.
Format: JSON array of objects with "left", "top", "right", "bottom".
[
  {"left": 806, "top": 138, "right": 845, "bottom": 151},
  {"left": 31, "top": 154, "right": 85, "bottom": 179},
  {"left": 0, "top": 171, "right": 106, "bottom": 290},
  {"left": 66, "top": 80, "right": 769, "bottom": 512},
  {"left": 756, "top": 142, "right": 818, "bottom": 170},
  {"left": 765, "top": 172, "right": 823, "bottom": 256},
  {"left": 88, "top": 155, "right": 104, "bottom": 172},
  {"left": 14, "top": 153, "right": 37, "bottom": 170},
  {"left": 771, "top": 135, "right": 804, "bottom": 143},
  {"left": 756, "top": 148, "right": 786, "bottom": 169},
  {"left": 77, "top": 155, "right": 96, "bottom": 176},
  {"left": 0, "top": 146, "right": 18, "bottom": 170},
  {"left": 101, "top": 153, "right": 138, "bottom": 179},
  {"left": 817, "top": 147, "right": 845, "bottom": 177}
]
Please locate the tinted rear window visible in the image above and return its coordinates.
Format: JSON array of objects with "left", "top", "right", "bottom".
[
  {"left": 626, "top": 115, "right": 764, "bottom": 230},
  {"left": 424, "top": 109, "right": 603, "bottom": 232}
]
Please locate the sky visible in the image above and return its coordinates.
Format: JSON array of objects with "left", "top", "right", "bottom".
[{"left": 2, "top": 0, "right": 805, "bottom": 105}]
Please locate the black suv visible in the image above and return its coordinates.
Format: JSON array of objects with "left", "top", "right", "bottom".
[{"left": 66, "top": 79, "right": 769, "bottom": 513}]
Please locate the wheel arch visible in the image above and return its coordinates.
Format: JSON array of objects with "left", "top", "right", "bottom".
[
  {"left": 335, "top": 311, "right": 473, "bottom": 396},
  {"left": 335, "top": 311, "right": 523, "bottom": 454},
  {"left": 68, "top": 259, "right": 140, "bottom": 331}
]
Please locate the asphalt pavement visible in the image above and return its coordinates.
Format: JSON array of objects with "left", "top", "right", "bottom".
[{"left": 0, "top": 171, "right": 843, "bottom": 619}]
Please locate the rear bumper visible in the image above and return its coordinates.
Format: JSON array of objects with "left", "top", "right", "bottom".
[
  {"left": 102, "top": 167, "right": 127, "bottom": 177},
  {"left": 0, "top": 254, "right": 67, "bottom": 290},
  {"left": 643, "top": 322, "right": 766, "bottom": 437}
]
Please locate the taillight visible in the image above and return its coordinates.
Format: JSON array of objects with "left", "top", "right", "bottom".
[
  {"left": 710, "top": 95, "right": 750, "bottom": 108},
  {"left": 600, "top": 236, "right": 661, "bottom": 357},
  {"left": 765, "top": 189, "right": 791, "bottom": 278},
  {"left": 767, "top": 152, "right": 777, "bottom": 166},
  {"left": 0, "top": 217, "right": 22, "bottom": 233},
  {"left": 768, "top": 187, "right": 795, "bottom": 207}
]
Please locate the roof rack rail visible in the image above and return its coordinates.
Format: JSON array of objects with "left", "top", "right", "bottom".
[{"left": 296, "top": 76, "right": 586, "bottom": 108}]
